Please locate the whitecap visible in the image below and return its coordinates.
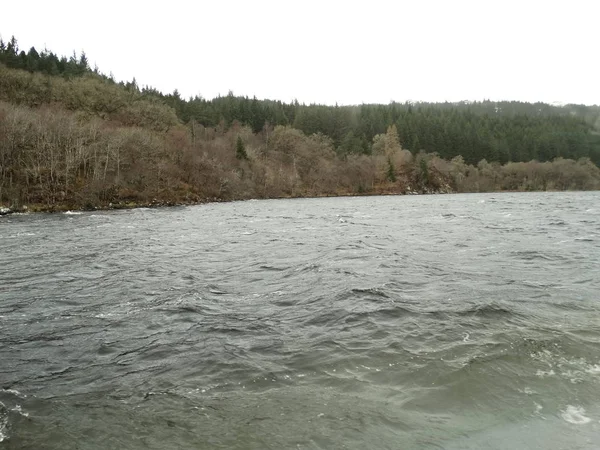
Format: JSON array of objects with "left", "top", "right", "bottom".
[
  {"left": 519, "top": 387, "right": 537, "bottom": 395},
  {"left": 560, "top": 370, "right": 584, "bottom": 384},
  {"left": 64, "top": 210, "right": 82, "bottom": 215},
  {"left": 1, "top": 389, "right": 25, "bottom": 398},
  {"left": 536, "top": 369, "right": 555, "bottom": 377},
  {"left": 585, "top": 364, "right": 600, "bottom": 375},
  {"left": 11, "top": 405, "right": 28, "bottom": 418},
  {"left": 561, "top": 405, "right": 591, "bottom": 424}
]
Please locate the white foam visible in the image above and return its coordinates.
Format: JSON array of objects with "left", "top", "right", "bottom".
[
  {"left": 535, "top": 402, "right": 543, "bottom": 414},
  {"left": 585, "top": 364, "right": 600, "bottom": 375},
  {"left": 64, "top": 210, "right": 83, "bottom": 215},
  {"left": 1, "top": 389, "right": 25, "bottom": 398},
  {"left": 11, "top": 405, "right": 28, "bottom": 418},
  {"left": 519, "top": 387, "right": 537, "bottom": 395},
  {"left": 561, "top": 405, "right": 591, "bottom": 424},
  {"left": 536, "top": 369, "right": 555, "bottom": 377}
]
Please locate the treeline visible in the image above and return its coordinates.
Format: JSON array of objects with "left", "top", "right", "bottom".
[
  {"left": 0, "top": 36, "right": 90, "bottom": 78},
  {"left": 2, "top": 97, "right": 599, "bottom": 211},
  {"left": 176, "top": 98, "right": 600, "bottom": 166},
  {"left": 1, "top": 35, "right": 600, "bottom": 211},
  {"left": 2, "top": 35, "right": 600, "bottom": 166}
]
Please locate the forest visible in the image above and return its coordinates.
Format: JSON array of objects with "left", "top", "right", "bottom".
[{"left": 1, "top": 35, "right": 600, "bottom": 212}]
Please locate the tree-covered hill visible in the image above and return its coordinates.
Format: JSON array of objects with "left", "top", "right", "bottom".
[
  {"left": 1, "top": 34, "right": 599, "bottom": 212},
  {"left": 2, "top": 35, "right": 599, "bottom": 166}
]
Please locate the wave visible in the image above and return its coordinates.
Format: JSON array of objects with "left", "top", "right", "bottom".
[
  {"left": 259, "top": 265, "right": 289, "bottom": 271},
  {"left": 2, "top": 193, "right": 600, "bottom": 449},
  {"left": 456, "top": 303, "right": 515, "bottom": 318},
  {"left": 510, "top": 250, "right": 564, "bottom": 261},
  {"left": 561, "top": 405, "right": 592, "bottom": 424},
  {"left": 350, "top": 287, "right": 390, "bottom": 299},
  {"left": 0, "top": 389, "right": 26, "bottom": 399},
  {"left": 303, "top": 303, "right": 416, "bottom": 329},
  {"left": 574, "top": 236, "right": 594, "bottom": 242}
]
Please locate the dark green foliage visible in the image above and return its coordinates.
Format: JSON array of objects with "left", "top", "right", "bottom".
[
  {"left": 1, "top": 33, "right": 600, "bottom": 167},
  {"left": 236, "top": 135, "right": 248, "bottom": 160},
  {"left": 339, "top": 131, "right": 368, "bottom": 155},
  {"left": 419, "top": 157, "right": 429, "bottom": 184},
  {"left": 0, "top": 35, "right": 88, "bottom": 79},
  {"left": 386, "top": 157, "right": 396, "bottom": 182}
]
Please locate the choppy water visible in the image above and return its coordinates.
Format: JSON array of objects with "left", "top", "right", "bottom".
[{"left": 1, "top": 192, "right": 600, "bottom": 449}]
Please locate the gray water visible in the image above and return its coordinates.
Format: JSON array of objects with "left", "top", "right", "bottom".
[{"left": 1, "top": 192, "right": 600, "bottom": 449}]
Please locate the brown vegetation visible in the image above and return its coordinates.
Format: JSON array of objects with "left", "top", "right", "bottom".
[{"left": 1, "top": 64, "right": 599, "bottom": 213}]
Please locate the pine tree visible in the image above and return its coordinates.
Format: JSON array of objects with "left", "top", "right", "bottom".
[
  {"left": 386, "top": 157, "right": 396, "bottom": 182},
  {"left": 0, "top": 38, "right": 6, "bottom": 60},
  {"left": 419, "top": 157, "right": 429, "bottom": 184},
  {"left": 4, "top": 36, "right": 19, "bottom": 68},
  {"left": 411, "top": 134, "right": 421, "bottom": 152},
  {"left": 26, "top": 47, "right": 40, "bottom": 72},
  {"left": 78, "top": 51, "right": 89, "bottom": 73},
  {"left": 236, "top": 135, "right": 248, "bottom": 160}
]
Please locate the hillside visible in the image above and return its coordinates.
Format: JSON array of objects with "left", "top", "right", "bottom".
[{"left": 1, "top": 35, "right": 600, "bottom": 212}]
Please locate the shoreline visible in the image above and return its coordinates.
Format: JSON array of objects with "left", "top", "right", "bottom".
[
  {"left": 1, "top": 187, "right": 447, "bottom": 215},
  {"left": 1, "top": 187, "right": 595, "bottom": 216}
]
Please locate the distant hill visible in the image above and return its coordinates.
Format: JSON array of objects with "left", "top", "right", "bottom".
[{"left": 1, "top": 34, "right": 599, "bottom": 211}]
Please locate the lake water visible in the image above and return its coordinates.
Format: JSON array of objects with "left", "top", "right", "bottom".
[{"left": 1, "top": 192, "right": 600, "bottom": 449}]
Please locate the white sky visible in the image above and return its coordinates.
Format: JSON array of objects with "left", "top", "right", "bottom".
[{"left": 1, "top": 0, "right": 598, "bottom": 105}]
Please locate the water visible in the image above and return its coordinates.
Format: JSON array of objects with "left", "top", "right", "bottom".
[{"left": 1, "top": 192, "right": 600, "bottom": 449}]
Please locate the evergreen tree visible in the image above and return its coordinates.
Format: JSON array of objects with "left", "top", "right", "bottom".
[
  {"left": 236, "top": 135, "right": 248, "bottom": 160},
  {"left": 387, "top": 157, "right": 396, "bottom": 182},
  {"left": 79, "top": 51, "right": 89, "bottom": 73},
  {"left": 26, "top": 47, "right": 39, "bottom": 72},
  {"left": 419, "top": 157, "right": 429, "bottom": 184}
]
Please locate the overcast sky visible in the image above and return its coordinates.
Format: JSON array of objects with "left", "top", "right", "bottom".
[{"left": 1, "top": 0, "right": 598, "bottom": 105}]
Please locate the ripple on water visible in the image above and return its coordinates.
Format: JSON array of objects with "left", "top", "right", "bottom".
[{"left": 1, "top": 192, "right": 600, "bottom": 449}]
